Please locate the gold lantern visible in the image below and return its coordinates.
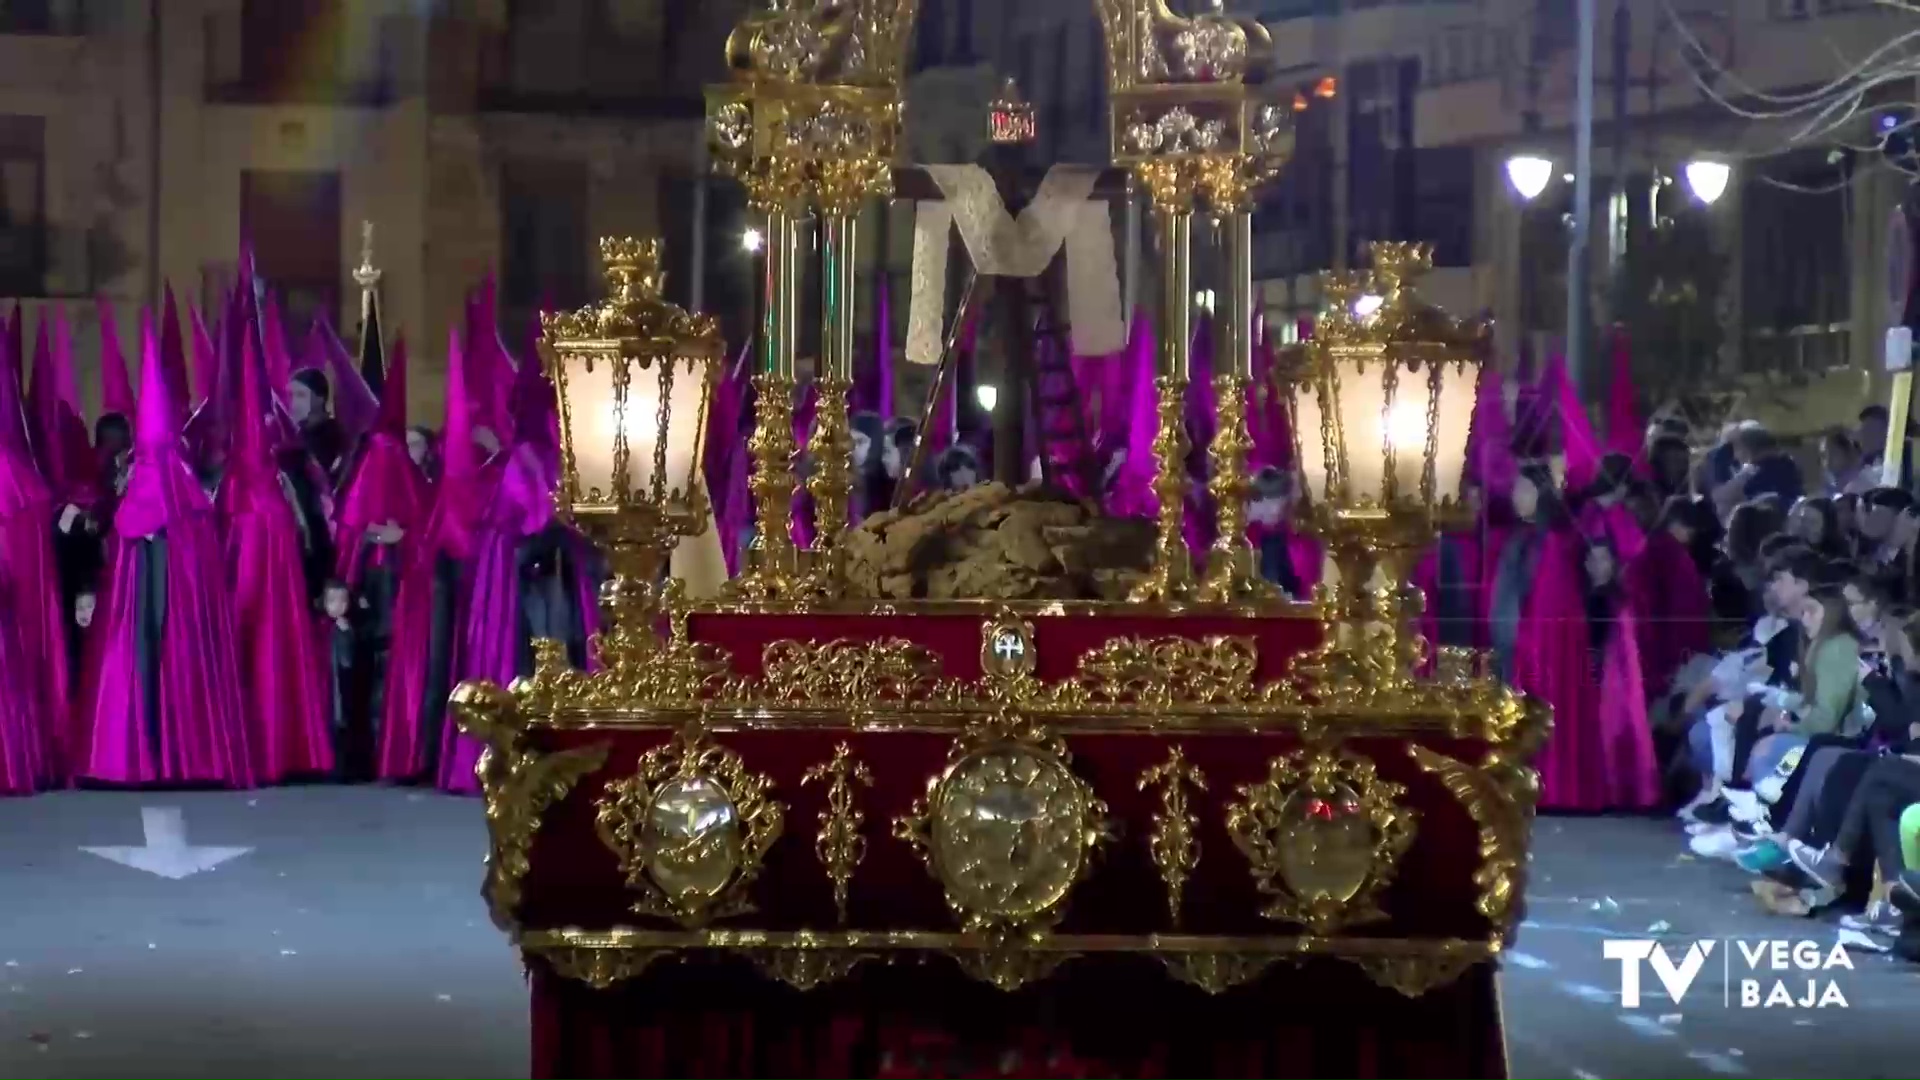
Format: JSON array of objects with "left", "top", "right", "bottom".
[
  {"left": 540, "top": 237, "right": 728, "bottom": 625},
  {"left": 1285, "top": 242, "right": 1488, "bottom": 691}
]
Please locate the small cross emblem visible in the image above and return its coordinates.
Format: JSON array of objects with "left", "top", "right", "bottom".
[{"left": 992, "top": 632, "right": 1025, "bottom": 663}]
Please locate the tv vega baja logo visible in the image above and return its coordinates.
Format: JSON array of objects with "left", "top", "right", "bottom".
[{"left": 1603, "top": 939, "right": 1852, "bottom": 1009}]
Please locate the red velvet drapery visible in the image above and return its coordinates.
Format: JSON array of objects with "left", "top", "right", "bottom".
[{"left": 531, "top": 958, "right": 1505, "bottom": 1079}]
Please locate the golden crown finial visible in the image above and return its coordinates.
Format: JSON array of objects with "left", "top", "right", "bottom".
[
  {"left": 599, "top": 237, "right": 666, "bottom": 302},
  {"left": 540, "top": 236, "right": 720, "bottom": 357}
]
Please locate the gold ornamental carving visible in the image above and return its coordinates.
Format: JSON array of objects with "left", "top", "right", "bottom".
[
  {"left": 594, "top": 725, "right": 787, "bottom": 928},
  {"left": 1136, "top": 746, "right": 1208, "bottom": 927},
  {"left": 532, "top": 943, "right": 670, "bottom": 990},
  {"left": 1226, "top": 746, "right": 1416, "bottom": 934},
  {"left": 1161, "top": 953, "right": 1280, "bottom": 995},
  {"left": 894, "top": 713, "right": 1110, "bottom": 935},
  {"left": 517, "top": 927, "right": 1494, "bottom": 998},
  {"left": 498, "top": 616, "right": 1537, "bottom": 743},
  {"left": 758, "top": 637, "right": 944, "bottom": 705},
  {"left": 449, "top": 679, "right": 609, "bottom": 931},
  {"left": 951, "top": 948, "right": 1073, "bottom": 991},
  {"left": 1352, "top": 950, "right": 1486, "bottom": 999},
  {"left": 753, "top": 933, "right": 872, "bottom": 990},
  {"left": 801, "top": 742, "right": 874, "bottom": 925},
  {"left": 1075, "top": 635, "right": 1272, "bottom": 708}
]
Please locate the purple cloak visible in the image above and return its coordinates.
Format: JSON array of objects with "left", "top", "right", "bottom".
[
  {"left": 77, "top": 316, "right": 252, "bottom": 787},
  {"left": 0, "top": 321, "right": 60, "bottom": 791},
  {"left": 220, "top": 335, "right": 334, "bottom": 782}
]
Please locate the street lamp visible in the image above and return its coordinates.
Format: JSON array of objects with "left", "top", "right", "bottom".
[
  {"left": 741, "top": 227, "right": 765, "bottom": 253},
  {"left": 1683, "top": 160, "right": 1732, "bottom": 206},
  {"left": 1505, "top": 154, "right": 1555, "bottom": 201}
]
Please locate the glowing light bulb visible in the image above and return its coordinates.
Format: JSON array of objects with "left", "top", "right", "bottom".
[
  {"left": 975, "top": 384, "right": 998, "bottom": 412},
  {"left": 1387, "top": 402, "right": 1426, "bottom": 449},
  {"left": 741, "top": 228, "right": 765, "bottom": 253},
  {"left": 1352, "top": 294, "right": 1385, "bottom": 319},
  {"left": 1684, "top": 160, "right": 1731, "bottom": 206},
  {"left": 1505, "top": 155, "right": 1553, "bottom": 201}
]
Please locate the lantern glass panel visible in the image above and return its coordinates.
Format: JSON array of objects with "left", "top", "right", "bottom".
[{"left": 556, "top": 351, "right": 711, "bottom": 508}]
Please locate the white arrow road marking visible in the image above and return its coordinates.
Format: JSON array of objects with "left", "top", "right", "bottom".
[{"left": 80, "top": 806, "right": 253, "bottom": 880}]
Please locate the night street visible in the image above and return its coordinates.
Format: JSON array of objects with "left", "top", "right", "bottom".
[{"left": 0, "top": 790, "right": 1909, "bottom": 1079}]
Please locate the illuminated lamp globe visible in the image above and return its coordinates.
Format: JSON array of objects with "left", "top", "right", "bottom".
[
  {"left": 1684, "top": 160, "right": 1732, "bottom": 206},
  {"left": 1505, "top": 155, "right": 1554, "bottom": 201}
]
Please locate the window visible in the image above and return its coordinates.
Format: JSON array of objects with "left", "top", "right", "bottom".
[
  {"left": 241, "top": 169, "right": 343, "bottom": 329},
  {"left": 0, "top": 115, "right": 44, "bottom": 296},
  {"left": 500, "top": 158, "right": 589, "bottom": 335},
  {"left": 0, "top": 0, "right": 84, "bottom": 34},
  {"left": 239, "top": 0, "right": 345, "bottom": 99}
]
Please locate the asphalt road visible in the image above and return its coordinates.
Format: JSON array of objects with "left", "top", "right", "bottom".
[{"left": 0, "top": 788, "right": 1911, "bottom": 1079}]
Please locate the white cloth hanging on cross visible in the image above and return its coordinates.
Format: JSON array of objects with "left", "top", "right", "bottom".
[{"left": 906, "top": 164, "right": 1126, "bottom": 366}]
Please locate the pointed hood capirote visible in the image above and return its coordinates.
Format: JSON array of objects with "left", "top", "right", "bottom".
[
  {"left": 29, "top": 305, "right": 99, "bottom": 508},
  {"left": 97, "top": 299, "right": 136, "bottom": 421},
  {"left": 0, "top": 308, "right": 48, "bottom": 521},
  {"left": 423, "top": 327, "right": 485, "bottom": 562},
  {"left": 79, "top": 310, "right": 252, "bottom": 788},
  {"left": 219, "top": 286, "right": 335, "bottom": 783},
  {"left": 0, "top": 306, "right": 64, "bottom": 792},
  {"left": 114, "top": 314, "right": 207, "bottom": 540},
  {"left": 335, "top": 331, "right": 427, "bottom": 589},
  {"left": 299, "top": 317, "right": 379, "bottom": 441},
  {"left": 159, "top": 284, "right": 191, "bottom": 409}
]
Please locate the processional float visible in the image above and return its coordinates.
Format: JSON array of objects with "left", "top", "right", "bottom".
[{"left": 456, "top": 1, "right": 1547, "bottom": 1076}]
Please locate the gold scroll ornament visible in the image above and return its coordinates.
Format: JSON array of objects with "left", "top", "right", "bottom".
[
  {"left": 801, "top": 741, "right": 874, "bottom": 925},
  {"left": 1137, "top": 745, "right": 1208, "bottom": 927}
]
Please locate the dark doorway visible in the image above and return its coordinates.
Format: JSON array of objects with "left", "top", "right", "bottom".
[{"left": 241, "top": 168, "right": 343, "bottom": 331}]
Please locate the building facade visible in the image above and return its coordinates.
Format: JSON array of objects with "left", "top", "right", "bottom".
[
  {"left": 995, "top": 0, "right": 1913, "bottom": 424},
  {"left": 5, "top": 0, "right": 1909, "bottom": 430},
  {"left": 0, "top": 0, "right": 744, "bottom": 415}
]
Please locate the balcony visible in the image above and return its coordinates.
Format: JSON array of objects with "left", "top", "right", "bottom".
[{"left": 471, "top": 29, "right": 701, "bottom": 119}]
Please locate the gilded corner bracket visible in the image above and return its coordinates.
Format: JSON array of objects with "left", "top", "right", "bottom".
[{"left": 451, "top": 680, "right": 610, "bottom": 931}]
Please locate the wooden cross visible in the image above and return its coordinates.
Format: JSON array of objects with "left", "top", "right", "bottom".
[{"left": 889, "top": 157, "right": 1131, "bottom": 491}]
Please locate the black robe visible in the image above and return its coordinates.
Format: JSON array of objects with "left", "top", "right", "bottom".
[
  {"left": 133, "top": 534, "right": 168, "bottom": 753},
  {"left": 515, "top": 524, "right": 603, "bottom": 676},
  {"left": 1427, "top": 536, "right": 1476, "bottom": 650},
  {"left": 415, "top": 553, "right": 462, "bottom": 774}
]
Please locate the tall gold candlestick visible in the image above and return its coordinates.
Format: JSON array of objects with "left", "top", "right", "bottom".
[
  {"left": 806, "top": 207, "right": 859, "bottom": 589},
  {"left": 1130, "top": 175, "right": 1196, "bottom": 604},
  {"left": 1200, "top": 199, "right": 1277, "bottom": 603},
  {"left": 733, "top": 206, "right": 804, "bottom": 601}
]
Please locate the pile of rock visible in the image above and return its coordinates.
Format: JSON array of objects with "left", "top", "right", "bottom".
[{"left": 840, "top": 482, "right": 1156, "bottom": 601}]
